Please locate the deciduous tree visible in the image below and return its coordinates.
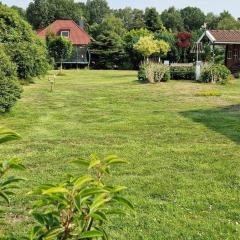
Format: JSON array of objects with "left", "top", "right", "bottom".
[
  {"left": 180, "top": 7, "right": 205, "bottom": 31},
  {"left": 161, "top": 7, "right": 184, "bottom": 32}
]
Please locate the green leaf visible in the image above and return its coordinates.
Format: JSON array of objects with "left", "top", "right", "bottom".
[
  {"left": 89, "top": 159, "right": 101, "bottom": 169},
  {"left": 79, "top": 187, "right": 108, "bottom": 198},
  {"left": 107, "top": 186, "right": 127, "bottom": 193},
  {"left": 69, "top": 159, "right": 89, "bottom": 167},
  {"left": 2, "top": 177, "right": 25, "bottom": 187},
  {"left": 0, "top": 128, "right": 21, "bottom": 144},
  {"left": 32, "top": 212, "right": 45, "bottom": 225},
  {"left": 74, "top": 176, "right": 93, "bottom": 189},
  {"left": 0, "top": 191, "right": 10, "bottom": 204},
  {"left": 79, "top": 230, "right": 103, "bottom": 239},
  {"left": 90, "top": 194, "right": 111, "bottom": 214},
  {"left": 104, "top": 155, "right": 118, "bottom": 161},
  {"left": 42, "top": 186, "right": 68, "bottom": 195},
  {"left": 43, "top": 227, "right": 64, "bottom": 240},
  {"left": 105, "top": 159, "right": 128, "bottom": 166},
  {"left": 113, "top": 196, "right": 134, "bottom": 210},
  {"left": 90, "top": 210, "right": 108, "bottom": 222}
]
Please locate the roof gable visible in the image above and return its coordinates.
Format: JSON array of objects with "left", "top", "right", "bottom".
[
  {"left": 37, "top": 20, "right": 91, "bottom": 45},
  {"left": 198, "top": 30, "right": 240, "bottom": 44}
]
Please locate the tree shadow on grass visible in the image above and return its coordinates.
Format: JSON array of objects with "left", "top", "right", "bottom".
[{"left": 181, "top": 105, "right": 240, "bottom": 144}]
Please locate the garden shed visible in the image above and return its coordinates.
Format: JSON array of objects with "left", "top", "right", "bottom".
[
  {"left": 197, "top": 30, "right": 240, "bottom": 73},
  {"left": 37, "top": 20, "right": 91, "bottom": 65}
]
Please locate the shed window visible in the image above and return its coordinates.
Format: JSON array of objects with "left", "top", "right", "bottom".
[
  {"left": 227, "top": 50, "right": 232, "bottom": 59},
  {"left": 61, "top": 30, "right": 70, "bottom": 38}
]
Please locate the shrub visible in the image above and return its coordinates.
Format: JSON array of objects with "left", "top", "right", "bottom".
[
  {"left": 170, "top": 65, "right": 195, "bottom": 80},
  {"left": 200, "top": 64, "right": 231, "bottom": 84},
  {"left": 138, "top": 61, "right": 170, "bottom": 83},
  {"left": 0, "top": 46, "right": 22, "bottom": 112},
  {"left": 29, "top": 155, "right": 133, "bottom": 239},
  {"left": 6, "top": 41, "right": 49, "bottom": 81},
  {"left": 0, "top": 4, "right": 49, "bottom": 82},
  {"left": 0, "top": 74, "right": 22, "bottom": 113}
]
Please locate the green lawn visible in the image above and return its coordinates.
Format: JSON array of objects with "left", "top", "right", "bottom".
[{"left": 0, "top": 70, "right": 240, "bottom": 239}]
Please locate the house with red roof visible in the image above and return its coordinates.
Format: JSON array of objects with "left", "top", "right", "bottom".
[
  {"left": 198, "top": 30, "right": 240, "bottom": 73},
  {"left": 37, "top": 20, "right": 91, "bottom": 65}
]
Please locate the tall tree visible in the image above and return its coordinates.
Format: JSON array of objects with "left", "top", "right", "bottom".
[
  {"left": 85, "top": 0, "right": 110, "bottom": 25},
  {"left": 114, "top": 8, "right": 146, "bottom": 30},
  {"left": 205, "top": 13, "right": 219, "bottom": 30},
  {"left": 124, "top": 28, "right": 152, "bottom": 68},
  {"left": 131, "top": 9, "right": 146, "bottom": 29},
  {"left": 90, "top": 14, "right": 126, "bottom": 69},
  {"left": 180, "top": 7, "right": 205, "bottom": 31},
  {"left": 26, "top": 0, "right": 83, "bottom": 29},
  {"left": 144, "top": 7, "right": 163, "bottom": 32},
  {"left": 11, "top": 6, "right": 26, "bottom": 19},
  {"left": 161, "top": 7, "right": 184, "bottom": 32},
  {"left": 217, "top": 11, "right": 240, "bottom": 30}
]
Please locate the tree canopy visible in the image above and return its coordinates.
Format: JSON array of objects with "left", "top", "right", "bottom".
[
  {"left": 180, "top": 7, "right": 205, "bottom": 31},
  {"left": 26, "top": 0, "right": 83, "bottom": 29}
]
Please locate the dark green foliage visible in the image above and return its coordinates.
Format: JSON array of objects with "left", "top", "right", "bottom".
[
  {"left": 90, "top": 15, "right": 126, "bottom": 69},
  {"left": 6, "top": 41, "right": 49, "bottom": 81},
  {"left": 144, "top": 7, "right": 163, "bottom": 32},
  {"left": 180, "top": 7, "right": 205, "bottom": 31},
  {"left": 26, "top": 0, "right": 83, "bottom": 29},
  {"left": 170, "top": 66, "right": 195, "bottom": 80},
  {"left": 162, "top": 70, "right": 171, "bottom": 81},
  {"left": 114, "top": 7, "right": 146, "bottom": 30},
  {"left": 200, "top": 64, "right": 231, "bottom": 84},
  {"left": 0, "top": 46, "right": 22, "bottom": 112},
  {"left": 0, "top": 4, "right": 49, "bottom": 82},
  {"left": 138, "top": 64, "right": 147, "bottom": 82},
  {"left": 154, "top": 31, "right": 181, "bottom": 63},
  {"left": 47, "top": 35, "right": 73, "bottom": 65},
  {"left": 85, "top": 0, "right": 110, "bottom": 25},
  {"left": 205, "top": 13, "right": 219, "bottom": 29},
  {"left": 0, "top": 75, "right": 22, "bottom": 113},
  {"left": 161, "top": 7, "right": 184, "bottom": 32}
]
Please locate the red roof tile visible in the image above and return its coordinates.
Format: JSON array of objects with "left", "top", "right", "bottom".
[
  {"left": 209, "top": 30, "right": 240, "bottom": 43},
  {"left": 37, "top": 20, "right": 91, "bottom": 45}
]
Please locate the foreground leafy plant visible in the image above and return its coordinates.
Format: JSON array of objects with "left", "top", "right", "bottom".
[
  {"left": 29, "top": 155, "right": 133, "bottom": 239},
  {"left": 0, "top": 127, "right": 24, "bottom": 209}
]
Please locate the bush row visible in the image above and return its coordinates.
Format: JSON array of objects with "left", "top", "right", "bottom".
[{"left": 138, "top": 62, "right": 232, "bottom": 85}]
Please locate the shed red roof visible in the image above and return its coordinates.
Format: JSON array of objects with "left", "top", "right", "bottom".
[
  {"left": 208, "top": 30, "right": 240, "bottom": 44},
  {"left": 37, "top": 20, "right": 91, "bottom": 45}
]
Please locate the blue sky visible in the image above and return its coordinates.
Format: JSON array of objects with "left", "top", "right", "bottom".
[{"left": 2, "top": 0, "right": 240, "bottom": 18}]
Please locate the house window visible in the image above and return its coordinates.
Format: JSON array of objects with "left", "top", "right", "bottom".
[
  {"left": 227, "top": 50, "right": 232, "bottom": 59},
  {"left": 60, "top": 30, "right": 70, "bottom": 38}
]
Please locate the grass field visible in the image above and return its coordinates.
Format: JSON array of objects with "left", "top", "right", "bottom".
[{"left": 0, "top": 70, "right": 240, "bottom": 239}]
